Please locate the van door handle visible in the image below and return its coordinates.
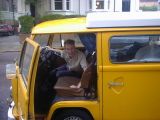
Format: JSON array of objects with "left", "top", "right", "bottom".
[{"left": 108, "top": 81, "right": 124, "bottom": 88}]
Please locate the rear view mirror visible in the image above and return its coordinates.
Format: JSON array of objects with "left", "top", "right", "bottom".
[{"left": 6, "top": 64, "right": 16, "bottom": 80}]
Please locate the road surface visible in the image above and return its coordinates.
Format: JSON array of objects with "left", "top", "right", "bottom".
[{"left": 0, "top": 35, "right": 20, "bottom": 120}]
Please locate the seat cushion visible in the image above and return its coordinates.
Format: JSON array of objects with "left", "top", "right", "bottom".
[{"left": 54, "top": 76, "right": 84, "bottom": 96}]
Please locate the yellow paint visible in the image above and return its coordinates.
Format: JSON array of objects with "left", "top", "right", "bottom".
[
  {"left": 47, "top": 101, "right": 100, "bottom": 120},
  {"left": 102, "top": 31, "right": 160, "bottom": 120},
  {"left": 10, "top": 16, "right": 160, "bottom": 120},
  {"left": 32, "top": 17, "right": 160, "bottom": 34}
]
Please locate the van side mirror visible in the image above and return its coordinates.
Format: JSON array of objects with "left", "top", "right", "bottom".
[{"left": 6, "top": 64, "right": 16, "bottom": 80}]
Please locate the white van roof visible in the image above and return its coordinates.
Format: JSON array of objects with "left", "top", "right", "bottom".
[{"left": 86, "top": 12, "right": 160, "bottom": 28}]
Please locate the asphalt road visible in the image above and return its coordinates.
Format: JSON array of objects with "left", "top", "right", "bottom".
[{"left": 0, "top": 35, "right": 20, "bottom": 120}]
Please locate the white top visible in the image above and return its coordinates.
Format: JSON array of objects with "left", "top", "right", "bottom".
[
  {"left": 61, "top": 49, "right": 88, "bottom": 71},
  {"left": 86, "top": 12, "right": 160, "bottom": 28}
]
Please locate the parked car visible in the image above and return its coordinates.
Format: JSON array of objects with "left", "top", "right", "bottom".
[
  {"left": 6, "top": 12, "right": 160, "bottom": 120},
  {"left": 0, "top": 24, "right": 14, "bottom": 36}
]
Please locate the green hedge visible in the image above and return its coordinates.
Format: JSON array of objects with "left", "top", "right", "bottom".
[
  {"left": 19, "top": 15, "right": 34, "bottom": 33},
  {"left": 38, "top": 14, "right": 84, "bottom": 23},
  {"left": 140, "top": 6, "right": 158, "bottom": 11},
  {"left": 38, "top": 14, "right": 64, "bottom": 23}
]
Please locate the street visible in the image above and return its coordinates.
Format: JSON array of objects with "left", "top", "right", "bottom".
[{"left": 0, "top": 35, "right": 20, "bottom": 120}]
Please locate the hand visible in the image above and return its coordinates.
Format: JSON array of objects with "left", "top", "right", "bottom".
[{"left": 70, "top": 82, "right": 81, "bottom": 88}]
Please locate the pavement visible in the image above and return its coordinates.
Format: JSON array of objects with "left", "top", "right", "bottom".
[
  {"left": 0, "top": 35, "right": 21, "bottom": 53},
  {"left": 0, "top": 35, "right": 21, "bottom": 120}
]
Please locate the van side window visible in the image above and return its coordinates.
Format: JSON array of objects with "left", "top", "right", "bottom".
[
  {"left": 34, "top": 34, "right": 50, "bottom": 47},
  {"left": 52, "top": 34, "right": 83, "bottom": 49},
  {"left": 20, "top": 42, "right": 34, "bottom": 85},
  {"left": 110, "top": 35, "right": 160, "bottom": 63}
]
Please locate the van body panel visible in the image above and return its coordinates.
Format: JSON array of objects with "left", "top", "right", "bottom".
[
  {"left": 32, "top": 18, "right": 160, "bottom": 34},
  {"left": 47, "top": 101, "right": 100, "bottom": 120},
  {"left": 17, "top": 74, "right": 28, "bottom": 119},
  {"left": 8, "top": 13, "right": 160, "bottom": 120},
  {"left": 102, "top": 31, "right": 160, "bottom": 120},
  {"left": 11, "top": 73, "right": 18, "bottom": 109},
  {"left": 96, "top": 33, "right": 103, "bottom": 120},
  {"left": 15, "top": 38, "right": 39, "bottom": 119}
]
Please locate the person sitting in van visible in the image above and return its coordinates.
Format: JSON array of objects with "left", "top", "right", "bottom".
[
  {"left": 135, "top": 36, "right": 160, "bottom": 60},
  {"left": 48, "top": 39, "right": 88, "bottom": 88}
]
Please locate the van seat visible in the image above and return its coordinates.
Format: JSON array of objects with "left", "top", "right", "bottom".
[
  {"left": 54, "top": 52, "right": 96, "bottom": 97},
  {"left": 54, "top": 77, "right": 84, "bottom": 96}
]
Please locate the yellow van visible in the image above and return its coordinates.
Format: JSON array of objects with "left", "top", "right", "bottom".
[{"left": 6, "top": 12, "right": 160, "bottom": 120}]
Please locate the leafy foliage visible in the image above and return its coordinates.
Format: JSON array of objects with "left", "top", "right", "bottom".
[
  {"left": 19, "top": 15, "right": 34, "bottom": 33},
  {"left": 38, "top": 14, "right": 64, "bottom": 23},
  {"left": 140, "top": 6, "right": 158, "bottom": 11}
]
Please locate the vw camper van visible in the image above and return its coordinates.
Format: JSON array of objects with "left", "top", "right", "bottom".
[{"left": 6, "top": 12, "right": 160, "bottom": 120}]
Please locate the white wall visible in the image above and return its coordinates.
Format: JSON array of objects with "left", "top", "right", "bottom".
[
  {"left": 70, "top": 0, "right": 87, "bottom": 15},
  {"left": 37, "top": 0, "right": 45, "bottom": 16},
  {"left": 16, "top": 0, "right": 29, "bottom": 19},
  {"left": 38, "top": 0, "right": 140, "bottom": 16},
  {"left": 72, "top": 0, "right": 80, "bottom": 15},
  {"left": 130, "top": 0, "right": 140, "bottom": 12},
  {"left": 115, "top": 0, "right": 123, "bottom": 12},
  {"left": 79, "top": 0, "right": 88, "bottom": 15}
]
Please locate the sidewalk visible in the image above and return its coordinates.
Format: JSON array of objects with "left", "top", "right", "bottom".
[{"left": 0, "top": 35, "right": 22, "bottom": 53}]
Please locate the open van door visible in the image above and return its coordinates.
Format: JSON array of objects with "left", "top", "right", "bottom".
[{"left": 17, "top": 38, "right": 39, "bottom": 119}]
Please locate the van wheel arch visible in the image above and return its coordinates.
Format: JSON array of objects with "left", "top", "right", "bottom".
[{"left": 51, "top": 108, "right": 93, "bottom": 120}]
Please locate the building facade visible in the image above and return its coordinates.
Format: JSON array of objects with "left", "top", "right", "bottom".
[
  {"left": 0, "top": 0, "right": 29, "bottom": 22},
  {"left": 0, "top": 0, "right": 140, "bottom": 23},
  {"left": 37, "top": 0, "right": 140, "bottom": 16}
]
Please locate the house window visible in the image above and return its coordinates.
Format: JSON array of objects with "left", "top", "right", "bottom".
[
  {"left": 96, "top": 0, "right": 104, "bottom": 9},
  {"left": 66, "top": 0, "right": 70, "bottom": 10},
  {"left": 0, "top": 0, "right": 8, "bottom": 11},
  {"left": 54, "top": 0, "right": 70, "bottom": 11},
  {"left": 122, "top": 0, "right": 130, "bottom": 11},
  {"left": 55, "top": 0, "right": 63, "bottom": 10}
]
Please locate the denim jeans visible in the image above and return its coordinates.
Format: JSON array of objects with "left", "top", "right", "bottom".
[{"left": 55, "top": 64, "right": 82, "bottom": 78}]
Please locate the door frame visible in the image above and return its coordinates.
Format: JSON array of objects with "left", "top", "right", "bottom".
[{"left": 18, "top": 38, "right": 40, "bottom": 119}]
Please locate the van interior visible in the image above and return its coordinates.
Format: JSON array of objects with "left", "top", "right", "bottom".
[{"left": 34, "top": 33, "right": 98, "bottom": 114}]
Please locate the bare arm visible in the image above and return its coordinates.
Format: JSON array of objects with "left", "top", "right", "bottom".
[{"left": 70, "top": 82, "right": 81, "bottom": 88}]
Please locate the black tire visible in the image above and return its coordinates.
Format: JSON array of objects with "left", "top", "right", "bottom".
[{"left": 53, "top": 109, "right": 93, "bottom": 120}]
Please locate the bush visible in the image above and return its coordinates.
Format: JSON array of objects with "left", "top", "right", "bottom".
[
  {"left": 19, "top": 15, "right": 34, "bottom": 33},
  {"left": 64, "top": 15, "right": 85, "bottom": 18},
  {"left": 140, "top": 6, "right": 158, "bottom": 11},
  {"left": 38, "top": 14, "right": 65, "bottom": 23},
  {"left": 38, "top": 14, "right": 84, "bottom": 23}
]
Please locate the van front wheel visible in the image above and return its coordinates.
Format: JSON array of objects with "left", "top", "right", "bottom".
[{"left": 53, "top": 109, "right": 93, "bottom": 120}]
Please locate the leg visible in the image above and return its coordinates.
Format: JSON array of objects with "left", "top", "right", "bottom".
[{"left": 56, "top": 70, "right": 82, "bottom": 78}]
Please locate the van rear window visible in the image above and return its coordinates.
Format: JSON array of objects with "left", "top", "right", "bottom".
[{"left": 110, "top": 35, "right": 160, "bottom": 63}]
